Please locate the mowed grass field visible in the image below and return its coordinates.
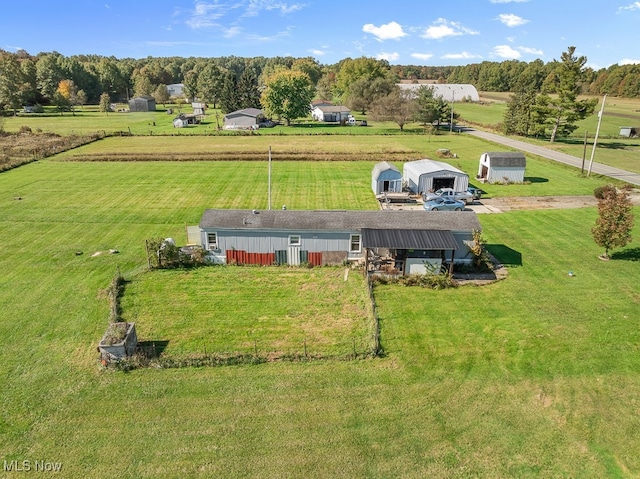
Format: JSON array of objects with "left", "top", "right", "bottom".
[{"left": 0, "top": 135, "right": 639, "bottom": 477}]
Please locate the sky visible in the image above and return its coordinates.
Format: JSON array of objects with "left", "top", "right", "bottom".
[{"left": 2, "top": 0, "right": 640, "bottom": 69}]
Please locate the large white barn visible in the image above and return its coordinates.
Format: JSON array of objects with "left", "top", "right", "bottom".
[{"left": 397, "top": 83, "right": 480, "bottom": 102}]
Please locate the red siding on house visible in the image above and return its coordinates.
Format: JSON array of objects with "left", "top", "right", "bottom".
[{"left": 226, "top": 250, "right": 275, "bottom": 266}]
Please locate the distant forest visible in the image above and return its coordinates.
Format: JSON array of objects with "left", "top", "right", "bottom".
[{"left": 1, "top": 49, "right": 639, "bottom": 113}]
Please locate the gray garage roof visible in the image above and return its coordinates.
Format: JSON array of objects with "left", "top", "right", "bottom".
[
  {"left": 362, "top": 228, "right": 458, "bottom": 250},
  {"left": 200, "top": 209, "right": 481, "bottom": 232},
  {"left": 485, "top": 152, "right": 526, "bottom": 167}
]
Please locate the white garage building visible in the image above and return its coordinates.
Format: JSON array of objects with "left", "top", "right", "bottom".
[{"left": 403, "top": 159, "right": 469, "bottom": 194}]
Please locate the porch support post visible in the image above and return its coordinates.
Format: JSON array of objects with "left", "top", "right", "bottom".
[{"left": 449, "top": 250, "right": 455, "bottom": 275}]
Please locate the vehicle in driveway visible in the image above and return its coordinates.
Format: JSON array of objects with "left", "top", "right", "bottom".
[
  {"left": 423, "top": 197, "right": 466, "bottom": 211},
  {"left": 422, "top": 187, "right": 476, "bottom": 204}
]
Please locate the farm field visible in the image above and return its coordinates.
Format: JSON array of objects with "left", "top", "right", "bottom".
[
  {"left": 0, "top": 139, "right": 639, "bottom": 477},
  {"left": 53, "top": 135, "right": 620, "bottom": 198}
]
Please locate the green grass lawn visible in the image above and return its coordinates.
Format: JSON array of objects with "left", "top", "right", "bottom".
[
  {"left": 121, "top": 266, "right": 375, "bottom": 358},
  {"left": 1, "top": 146, "right": 640, "bottom": 477}
]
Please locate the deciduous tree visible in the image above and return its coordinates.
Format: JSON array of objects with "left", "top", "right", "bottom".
[
  {"left": 99, "top": 92, "right": 112, "bottom": 114},
  {"left": 369, "top": 87, "right": 416, "bottom": 131},
  {"left": 592, "top": 185, "right": 634, "bottom": 259},
  {"left": 260, "top": 70, "right": 314, "bottom": 126},
  {"left": 0, "top": 50, "right": 24, "bottom": 114}
]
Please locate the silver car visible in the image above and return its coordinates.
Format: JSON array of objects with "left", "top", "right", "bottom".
[{"left": 423, "top": 197, "right": 465, "bottom": 211}]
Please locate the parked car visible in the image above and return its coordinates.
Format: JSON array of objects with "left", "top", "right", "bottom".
[
  {"left": 423, "top": 197, "right": 465, "bottom": 211},
  {"left": 422, "top": 188, "right": 475, "bottom": 204}
]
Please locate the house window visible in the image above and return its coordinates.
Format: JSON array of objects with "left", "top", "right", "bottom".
[
  {"left": 289, "top": 235, "right": 301, "bottom": 246},
  {"left": 350, "top": 234, "right": 361, "bottom": 252},
  {"left": 207, "top": 232, "right": 218, "bottom": 250}
]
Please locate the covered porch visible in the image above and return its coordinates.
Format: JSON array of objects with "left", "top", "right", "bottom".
[{"left": 361, "top": 228, "right": 458, "bottom": 277}]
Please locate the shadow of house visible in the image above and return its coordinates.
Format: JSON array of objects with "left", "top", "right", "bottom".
[{"left": 486, "top": 244, "right": 523, "bottom": 266}]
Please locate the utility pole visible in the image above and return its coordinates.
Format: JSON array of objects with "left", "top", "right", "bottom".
[
  {"left": 450, "top": 89, "right": 455, "bottom": 133},
  {"left": 588, "top": 94, "right": 606, "bottom": 177},
  {"left": 268, "top": 146, "right": 272, "bottom": 210}
]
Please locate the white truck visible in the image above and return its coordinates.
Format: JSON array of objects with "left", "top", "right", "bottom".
[{"left": 422, "top": 187, "right": 477, "bottom": 205}]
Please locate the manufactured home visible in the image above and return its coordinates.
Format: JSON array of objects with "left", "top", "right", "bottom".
[
  {"left": 199, "top": 209, "right": 481, "bottom": 275},
  {"left": 403, "top": 160, "right": 469, "bottom": 194}
]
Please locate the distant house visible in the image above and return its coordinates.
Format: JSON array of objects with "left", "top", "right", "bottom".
[
  {"left": 198, "top": 209, "right": 481, "bottom": 274},
  {"left": 372, "top": 161, "right": 402, "bottom": 195},
  {"left": 167, "top": 83, "right": 184, "bottom": 98},
  {"left": 223, "top": 108, "right": 266, "bottom": 130},
  {"left": 403, "top": 159, "right": 469, "bottom": 194},
  {"left": 477, "top": 152, "right": 526, "bottom": 184},
  {"left": 128, "top": 96, "right": 156, "bottom": 112},
  {"left": 311, "top": 105, "right": 351, "bottom": 123},
  {"left": 173, "top": 117, "right": 188, "bottom": 128},
  {"left": 397, "top": 83, "right": 480, "bottom": 102}
]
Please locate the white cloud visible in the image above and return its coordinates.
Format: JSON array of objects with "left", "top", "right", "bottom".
[
  {"left": 490, "top": 0, "right": 529, "bottom": 3},
  {"left": 362, "top": 21, "right": 407, "bottom": 41},
  {"left": 493, "top": 44, "right": 521, "bottom": 59},
  {"left": 518, "top": 46, "right": 543, "bottom": 55},
  {"left": 377, "top": 52, "right": 400, "bottom": 61},
  {"left": 309, "top": 49, "right": 325, "bottom": 56},
  {"left": 411, "top": 53, "right": 434, "bottom": 61},
  {"left": 421, "top": 18, "right": 479, "bottom": 40},
  {"left": 243, "top": 1, "right": 305, "bottom": 17},
  {"left": 186, "top": 2, "right": 225, "bottom": 29},
  {"left": 620, "top": 58, "right": 640, "bottom": 65},
  {"left": 618, "top": 1, "right": 640, "bottom": 11},
  {"left": 498, "top": 13, "right": 529, "bottom": 27},
  {"left": 442, "top": 51, "right": 482, "bottom": 60}
]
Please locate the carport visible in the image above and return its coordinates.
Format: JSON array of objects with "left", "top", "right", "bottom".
[{"left": 361, "top": 228, "right": 458, "bottom": 275}]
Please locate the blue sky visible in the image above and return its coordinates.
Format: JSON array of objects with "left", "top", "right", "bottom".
[{"left": 3, "top": 1, "right": 639, "bottom": 69}]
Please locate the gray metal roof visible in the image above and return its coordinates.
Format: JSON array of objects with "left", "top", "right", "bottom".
[
  {"left": 485, "top": 152, "right": 526, "bottom": 167},
  {"left": 372, "top": 161, "right": 400, "bottom": 179},
  {"left": 362, "top": 228, "right": 458, "bottom": 250},
  {"left": 200, "top": 209, "right": 481, "bottom": 232},
  {"left": 397, "top": 83, "right": 480, "bottom": 102},
  {"left": 403, "top": 159, "right": 467, "bottom": 176}
]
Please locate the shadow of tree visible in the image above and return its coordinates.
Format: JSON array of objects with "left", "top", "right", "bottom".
[
  {"left": 524, "top": 177, "right": 549, "bottom": 183},
  {"left": 486, "top": 244, "right": 523, "bottom": 266},
  {"left": 610, "top": 247, "right": 640, "bottom": 262}
]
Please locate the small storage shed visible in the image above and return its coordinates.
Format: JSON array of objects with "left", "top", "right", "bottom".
[
  {"left": 128, "top": 96, "right": 156, "bottom": 112},
  {"left": 311, "top": 105, "right": 351, "bottom": 123},
  {"left": 477, "top": 152, "right": 526, "bottom": 184},
  {"left": 619, "top": 126, "right": 638, "bottom": 138},
  {"left": 403, "top": 159, "right": 469, "bottom": 194},
  {"left": 372, "top": 161, "right": 402, "bottom": 195}
]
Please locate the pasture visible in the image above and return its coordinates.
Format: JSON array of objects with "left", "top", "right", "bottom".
[{"left": 0, "top": 134, "right": 639, "bottom": 477}]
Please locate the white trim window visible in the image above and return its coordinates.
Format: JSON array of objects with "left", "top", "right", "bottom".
[
  {"left": 206, "top": 232, "right": 218, "bottom": 250},
  {"left": 288, "top": 235, "right": 301, "bottom": 246},
  {"left": 350, "top": 234, "right": 361, "bottom": 253}
]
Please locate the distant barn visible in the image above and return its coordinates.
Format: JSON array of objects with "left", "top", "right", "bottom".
[
  {"left": 477, "top": 152, "right": 526, "bottom": 184},
  {"left": 403, "top": 159, "right": 469, "bottom": 194},
  {"left": 619, "top": 126, "right": 638, "bottom": 138},
  {"left": 397, "top": 83, "right": 480, "bottom": 102},
  {"left": 371, "top": 162, "right": 402, "bottom": 195},
  {"left": 128, "top": 96, "right": 156, "bottom": 112}
]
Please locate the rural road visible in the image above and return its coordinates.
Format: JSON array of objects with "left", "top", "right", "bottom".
[{"left": 462, "top": 128, "right": 640, "bottom": 187}]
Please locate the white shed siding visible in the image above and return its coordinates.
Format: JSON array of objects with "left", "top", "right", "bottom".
[
  {"left": 372, "top": 162, "right": 403, "bottom": 194},
  {"left": 478, "top": 152, "right": 526, "bottom": 183}
]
